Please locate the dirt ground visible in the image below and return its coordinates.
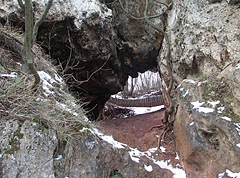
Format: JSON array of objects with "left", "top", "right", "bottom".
[{"left": 98, "top": 108, "right": 182, "bottom": 172}]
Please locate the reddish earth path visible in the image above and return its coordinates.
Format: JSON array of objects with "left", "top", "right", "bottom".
[{"left": 98, "top": 108, "right": 180, "bottom": 168}]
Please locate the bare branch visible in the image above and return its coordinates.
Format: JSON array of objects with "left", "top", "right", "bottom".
[
  {"left": 17, "top": 0, "right": 25, "bottom": 11},
  {"left": 33, "top": 0, "right": 53, "bottom": 43},
  {"left": 143, "top": 0, "right": 173, "bottom": 96},
  {"left": 117, "top": 0, "right": 166, "bottom": 20}
]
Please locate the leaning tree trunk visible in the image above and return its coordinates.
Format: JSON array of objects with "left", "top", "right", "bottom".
[{"left": 22, "top": 0, "right": 40, "bottom": 89}]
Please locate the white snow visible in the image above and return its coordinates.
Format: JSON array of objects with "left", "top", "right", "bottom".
[
  {"left": 56, "top": 101, "right": 79, "bottom": 117},
  {"left": 237, "top": 143, "right": 240, "bottom": 148},
  {"left": 191, "top": 101, "right": 214, "bottom": 113},
  {"left": 182, "top": 79, "right": 196, "bottom": 85},
  {"left": 183, "top": 89, "right": 189, "bottom": 97},
  {"left": 145, "top": 147, "right": 158, "bottom": 156},
  {"left": 54, "top": 73, "right": 63, "bottom": 83},
  {"left": 236, "top": 63, "right": 240, "bottom": 70},
  {"left": 83, "top": 116, "right": 89, "bottom": 122},
  {"left": 189, "top": 122, "right": 194, "bottom": 126},
  {"left": 92, "top": 128, "right": 126, "bottom": 149},
  {"left": 128, "top": 149, "right": 143, "bottom": 163},
  {"left": 0, "top": 72, "right": 17, "bottom": 78},
  {"left": 218, "top": 106, "right": 225, "bottom": 113},
  {"left": 235, "top": 123, "right": 240, "bottom": 136},
  {"left": 79, "top": 127, "right": 89, "bottom": 133},
  {"left": 159, "top": 146, "right": 166, "bottom": 152},
  {"left": 38, "top": 71, "right": 56, "bottom": 96},
  {"left": 221, "top": 116, "right": 232, "bottom": 122},
  {"left": 0, "top": 154, "right": 2, "bottom": 158},
  {"left": 191, "top": 101, "right": 205, "bottom": 108},
  {"left": 218, "top": 169, "right": 240, "bottom": 178},
  {"left": 129, "top": 105, "right": 165, "bottom": 115},
  {"left": 144, "top": 164, "right": 153, "bottom": 172},
  {"left": 208, "top": 101, "right": 220, "bottom": 108},
  {"left": 54, "top": 155, "right": 63, "bottom": 161},
  {"left": 92, "top": 128, "right": 186, "bottom": 177},
  {"left": 152, "top": 159, "right": 186, "bottom": 178},
  {"left": 36, "top": 97, "right": 49, "bottom": 102},
  {"left": 175, "top": 153, "right": 180, "bottom": 160},
  {"left": 198, "top": 107, "right": 214, "bottom": 113}
]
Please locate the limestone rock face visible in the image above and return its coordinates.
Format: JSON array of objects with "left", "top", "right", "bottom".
[
  {"left": 174, "top": 79, "right": 240, "bottom": 177},
  {"left": 53, "top": 133, "right": 170, "bottom": 178},
  {"left": 159, "top": 1, "right": 240, "bottom": 175},
  {"left": 0, "top": 119, "right": 172, "bottom": 178},
  {"left": 160, "top": 0, "right": 240, "bottom": 84},
  {"left": 0, "top": 119, "right": 57, "bottom": 178}
]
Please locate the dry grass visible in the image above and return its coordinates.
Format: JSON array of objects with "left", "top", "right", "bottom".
[{"left": 0, "top": 52, "right": 91, "bottom": 142}]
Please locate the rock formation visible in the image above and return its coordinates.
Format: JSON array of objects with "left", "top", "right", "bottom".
[
  {"left": 158, "top": 0, "right": 240, "bottom": 176},
  {"left": 0, "top": 0, "right": 166, "bottom": 119},
  {"left": 0, "top": 0, "right": 240, "bottom": 177}
]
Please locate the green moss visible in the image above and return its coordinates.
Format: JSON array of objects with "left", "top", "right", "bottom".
[
  {"left": 14, "top": 130, "right": 24, "bottom": 139},
  {"left": 201, "top": 79, "right": 240, "bottom": 123},
  {"left": 5, "top": 130, "right": 24, "bottom": 154}
]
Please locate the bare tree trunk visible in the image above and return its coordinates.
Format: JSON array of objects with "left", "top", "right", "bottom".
[
  {"left": 19, "top": 0, "right": 53, "bottom": 90},
  {"left": 21, "top": 0, "right": 40, "bottom": 90}
]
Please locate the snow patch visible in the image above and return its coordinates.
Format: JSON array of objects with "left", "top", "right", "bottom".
[
  {"left": 38, "top": 71, "right": 56, "bottom": 96},
  {"left": 183, "top": 89, "right": 189, "bottom": 97},
  {"left": 145, "top": 147, "right": 158, "bottom": 156},
  {"left": 218, "top": 106, "right": 225, "bottom": 113},
  {"left": 208, "top": 101, "right": 220, "bottom": 108},
  {"left": 79, "top": 127, "right": 89, "bottom": 133},
  {"left": 218, "top": 169, "right": 240, "bottom": 178},
  {"left": 54, "top": 155, "right": 62, "bottom": 161},
  {"left": 91, "top": 129, "right": 186, "bottom": 177},
  {"left": 175, "top": 153, "right": 180, "bottom": 160},
  {"left": 221, "top": 116, "right": 232, "bottom": 122},
  {"left": 93, "top": 128, "right": 126, "bottom": 149},
  {"left": 144, "top": 164, "right": 153, "bottom": 172},
  {"left": 191, "top": 101, "right": 214, "bottom": 113},
  {"left": 56, "top": 101, "right": 79, "bottom": 117},
  {"left": 160, "top": 146, "right": 166, "bottom": 152},
  {"left": 0, "top": 72, "right": 17, "bottom": 78},
  {"left": 129, "top": 105, "right": 165, "bottom": 115},
  {"left": 152, "top": 159, "right": 186, "bottom": 178},
  {"left": 189, "top": 122, "right": 194, "bottom": 126},
  {"left": 235, "top": 123, "right": 240, "bottom": 136},
  {"left": 236, "top": 64, "right": 240, "bottom": 70},
  {"left": 182, "top": 79, "right": 197, "bottom": 84},
  {"left": 128, "top": 149, "right": 144, "bottom": 163},
  {"left": 36, "top": 97, "right": 49, "bottom": 102},
  {"left": 237, "top": 143, "right": 240, "bottom": 148}
]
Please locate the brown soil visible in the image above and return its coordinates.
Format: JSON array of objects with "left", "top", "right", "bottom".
[{"left": 98, "top": 109, "right": 182, "bottom": 173}]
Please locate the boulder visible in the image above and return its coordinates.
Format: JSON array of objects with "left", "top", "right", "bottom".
[
  {"left": 0, "top": 119, "right": 57, "bottom": 178},
  {"left": 174, "top": 79, "right": 240, "bottom": 177},
  {"left": 160, "top": 0, "right": 240, "bottom": 86}
]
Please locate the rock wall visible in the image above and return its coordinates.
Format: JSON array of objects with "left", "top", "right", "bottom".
[
  {"left": 0, "top": 119, "right": 174, "bottom": 178},
  {"left": 0, "top": 119, "right": 57, "bottom": 178},
  {"left": 159, "top": 0, "right": 240, "bottom": 176}
]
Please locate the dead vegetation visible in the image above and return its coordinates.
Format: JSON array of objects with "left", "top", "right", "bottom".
[{"left": 0, "top": 28, "right": 91, "bottom": 142}]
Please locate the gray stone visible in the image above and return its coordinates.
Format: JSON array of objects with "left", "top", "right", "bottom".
[
  {"left": 160, "top": 0, "right": 240, "bottom": 85},
  {"left": 174, "top": 79, "right": 240, "bottom": 177},
  {"left": 0, "top": 119, "right": 57, "bottom": 178}
]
